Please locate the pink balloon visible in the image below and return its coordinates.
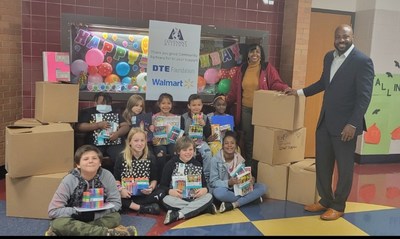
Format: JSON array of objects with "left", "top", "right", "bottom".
[
  {"left": 71, "top": 59, "right": 88, "bottom": 76},
  {"left": 204, "top": 68, "right": 220, "bottom": 85},
  {"left": 85, "top": 48, "right": 104, "bottom": 66},
  {"left": 87, "top": 73, "right": 103, "bottom": 84}
]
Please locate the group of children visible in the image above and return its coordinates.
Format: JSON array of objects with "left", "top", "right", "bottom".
[{"left": 46, "top": 92, "right": 267, "bottom": 236}]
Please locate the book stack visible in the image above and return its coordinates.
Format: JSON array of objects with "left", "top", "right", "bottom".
[
  {"left": 81, "top": 188, "right": 105, "bottom": 208},
  {"left": 152, "top": 115, "right": 183, "bottom": 145},
  {"left": 122, "top": 177, "right": 150, "bottom": 195},
  {"left": 230, "top": 163, "right": 253, "bottom": 196},
  {"left": 188, "top": 114, "right": 204, "bottom": 142},
  {"left": 94, "top": 113, "right": 120, "bottom": 146}
]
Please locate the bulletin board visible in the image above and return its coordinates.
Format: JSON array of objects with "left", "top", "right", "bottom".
[{"left": 61, "top": 14, "right": 269, "bottom": 102}]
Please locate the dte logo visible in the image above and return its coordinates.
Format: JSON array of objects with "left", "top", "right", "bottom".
[{"left": 153, "top": 65, "right": 170, "bottom": 72}]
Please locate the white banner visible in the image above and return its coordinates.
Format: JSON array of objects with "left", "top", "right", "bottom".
[{"left": 146, "top": 20, "right": 201, "bottom": 101}]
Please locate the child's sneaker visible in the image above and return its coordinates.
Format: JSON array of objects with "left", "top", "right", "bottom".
[
  {"left": 164, "top": 210, "right": 180, "bottom": 225},
  {"left": 44, "top": 227, "right": 57, "bottom": 236},
  {"left": 219, "top": 202, "right": 234, "bottom": 213},
  {"left": 251, "top": 196, "right": 264, "bottom": 205},
  {"left": 108, "top": 225, "right": 138, "bottom": 236},
  {"left": 206, "top": 203, "right": 217, "bottom": 215},
  {"left": 138, "top": 203, "right": 161, "bottom": 215}
]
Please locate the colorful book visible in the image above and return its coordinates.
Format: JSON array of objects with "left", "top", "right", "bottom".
[
  {"left": 132, "top": 112, "right": 153, "bottom": 141},
  {"left": 153, "top": 115, "right": 181, "bottom": 145},
  {"left": 188, "top": 124, "right": 203, "bottom": 140},
  {"left": 210, "top": 115, "right": 234, "bottom": 132},
  {"left": 211, "top": 124, "right": 221, "bottom": 142},
  {"left": 121, "top": 177, "right": 150, "bottom": 195},
  {"left": 230, "top": 164, "right": 253, "bottom": 196},
  {"left": 153, "top": 125, "right": 167, "bottom": 138},
  {"left": 172, "top": 174, "right": 202, "bottom": 199},
  {"left": 167, "top": 125, "right": 184, "bottom": 144},
  {"left": 219, "top": 124, "right": 232, "bottom": 142},
  {"left": 92, "top": 112, "right": 121, "bottom": 146},
  {"left": 42, "top": 51, "right": 70, "bottom": 82}
]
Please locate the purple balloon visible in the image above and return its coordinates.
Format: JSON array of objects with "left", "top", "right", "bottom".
[{"left": 71, "top": 59, "right": 88, "bottom": 76}]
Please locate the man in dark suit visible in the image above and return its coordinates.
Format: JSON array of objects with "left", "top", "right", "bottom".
[{"left": 287, "top": 24, "right": 374, "bottom": 220}]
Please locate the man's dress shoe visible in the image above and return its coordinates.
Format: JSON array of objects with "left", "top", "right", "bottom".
[{"left": 320, "top": 208, "right": 344, "bottom": 220}]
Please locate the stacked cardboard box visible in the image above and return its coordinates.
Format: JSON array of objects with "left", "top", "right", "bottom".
[
  {"left": 5, "top": 82, "right": 79, "bottom": 219},
  {"left": 252, "top": 90, "right": 307, "bottom": 200},
  {"left": 286, "top": 158, "right": 320, "bottom": 205}
]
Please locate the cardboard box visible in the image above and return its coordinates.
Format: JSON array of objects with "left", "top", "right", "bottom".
[
  {"left": 287, "top": 158, "right": 320, "bottom": 205},
  {"left": 13, "top": 118, "right": 44, "bottom": 127},
  {"left": 253, "top": 126, "right": 306, "bottom": 165},
  {"left": 6, "top": 172, "right": 67, "bottom": 219},
  {"left": 252, "top": 90, "right": 305, "bottom": 130},
  {"left": 35, "top": 82, "right": 79, "bottom": 123},
  {"left": 257, "top": 161, "right": 289, "bottom": 200},
  {"left": 5, "top": 121, "right": 74, "bottom": 178}
]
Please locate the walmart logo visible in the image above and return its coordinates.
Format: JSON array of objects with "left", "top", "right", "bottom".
[{"left": 151, "top": 78, "right": 194, "bottom": 89}]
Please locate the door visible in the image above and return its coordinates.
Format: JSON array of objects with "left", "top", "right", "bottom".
[{"left": 304, "top": 11, "right": 352, "bottom": 157}]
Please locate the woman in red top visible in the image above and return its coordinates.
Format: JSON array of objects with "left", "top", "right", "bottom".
[{"left": 226, "top": 43, "right": 291, "bottom": 168}]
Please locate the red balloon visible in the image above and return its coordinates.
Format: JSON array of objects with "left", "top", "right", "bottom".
[
  {"left": 218, "top": 69, "right": 229, "bottom": 79},
  {"left": 87, "top": 66, "right": 98, "bottom": 75},
  {"left": 98, "top": 62, "right": 113, "bottom": 77},
  {"left": 228, "top": 67, "right": 238, "bottom": 79}
]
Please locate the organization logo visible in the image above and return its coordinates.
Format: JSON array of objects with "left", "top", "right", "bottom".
[
  {"left": 164, "top": 27, "right": 187, "bottom": 47},
  {"left": 168, "top": 28, "right": 184, "bottom": 40}
]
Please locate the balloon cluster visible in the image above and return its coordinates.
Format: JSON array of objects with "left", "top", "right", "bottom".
[
  {"left": 198, "top": 67, "right": 237, "bottom": 94},
  {"left": 70, "top": 48, "right": 146, "bottom": 92}
]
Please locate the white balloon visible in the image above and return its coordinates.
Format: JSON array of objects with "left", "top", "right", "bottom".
[{"left": 136, "top": 72, "right": 147, "bottom": 87}]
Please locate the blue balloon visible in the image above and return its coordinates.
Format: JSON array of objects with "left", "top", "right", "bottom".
[
  {"left": 115, "top": 62, "right": 130, "bottom": 77},
  {"left": 122, "top": 76, "right": 132, "bottom": 85}
]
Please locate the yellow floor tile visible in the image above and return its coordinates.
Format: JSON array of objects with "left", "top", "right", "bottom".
[
  {"left": 345, "top": 201, "right": 394, "bottom": 213},
  {"left": 252, "top": 215, "right": 369, "bottom": 236}
]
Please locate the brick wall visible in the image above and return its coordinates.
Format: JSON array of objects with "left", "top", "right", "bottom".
[
  {"left": 280, "top": 0, "right": 311, "bottom": 88},
  {"left": 0, "top": 0, "right": 22, "bottom": 166},
  {"left": 20, "top": 0, "right": 286, "bottom": 118}
]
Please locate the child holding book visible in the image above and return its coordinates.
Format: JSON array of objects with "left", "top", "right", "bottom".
[
  {"left": 76, "top": 92, "right": 130, "bottom": 172},
  {"left": 206, "top": 93, "right": 235, "bottom": 156},
  {"left": 180, "top": 93, "right": 214, "bottom": 184},
  {"left": 113, "top": 127, "right": 163, "bottom": 215},
  {"left": 47, "top": 145, "right": 137, "bottom": 236},
  {"left": 159, "top": 136, "right": 217, "bottom": 225},
  {"left": 152, "top": 93, "right": 181, "bottom": 182},
  {"left": 122, "top": 94, "right": 154, "bottom": 151},
  {"left": 208, "top": 131, "right": 266, "bottom": 213}
]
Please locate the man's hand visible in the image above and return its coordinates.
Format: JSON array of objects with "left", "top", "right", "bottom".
[{"left": 341, "top": 124, "right": 356, "bottom": 142}]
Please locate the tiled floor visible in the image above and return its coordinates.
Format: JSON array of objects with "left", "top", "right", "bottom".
[{"left": 1, "top": 162, "right": 400, "bottom": 236}]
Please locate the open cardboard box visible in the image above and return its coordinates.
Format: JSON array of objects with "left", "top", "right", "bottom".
[{"left": 5, "top": 118, "right": 74, "bottom": 178}]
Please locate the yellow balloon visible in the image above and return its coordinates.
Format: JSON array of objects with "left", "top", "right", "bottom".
[
  {"left": 141, "top": 36, "right": 149, "bottom": 55},
  {"left": 112, "top": 34, "right": 118, "bottom": 41}
]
